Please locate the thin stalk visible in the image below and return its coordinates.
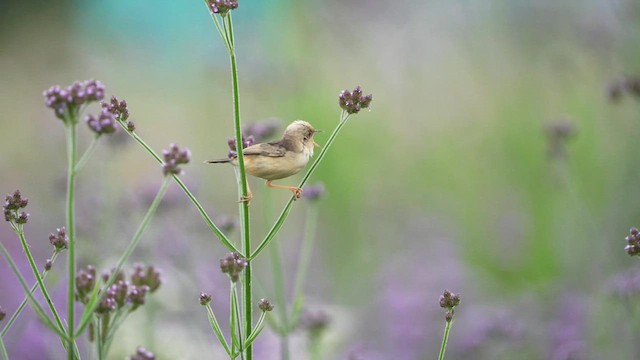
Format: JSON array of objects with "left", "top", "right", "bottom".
[
  {"left": 75, "top": 177, "right": 170, "bottom": 337},
  {"left": 225, "top": 14, "right": 253, "bottom": 359},
  {"left": 205, "top": 304, "right": 231, "bottom": 355},
  {"left": 0, "top": 336, "right": 7, "bottom": 360},
  {"left": 231, "top": 284, "right": 245, "bottom": 360},
  {"left": 243, "top": 311, "right": 267, "bottom": 349},
  {"left": 202, "top": 0, "right": 232, "bottom": 52},
  {"left": 0, "top": 242, "right": 70, "bottom": 341},
  {"left": 438, "top": 320, "right": 453, "bottom": 360},
  {"left": 65, "top": 121, "right": 78, "bottom": 360},
  {"left": 251, "top": 112, "right": 351, "bottom": 259},
  {"left": 118, "top": 125, "right": 240, "bottom": 254},
  {"left": 74, "top": 135, "right": 100, "bottom": 173},
  {"left": 16, "top": 230, "right": 67, "bottom": 337},
  {"left": 289, "top": 204, "right": 319, "bottom": 328},
  {"left": 268, "top": 241, "right": 290, "bottom": 359},
  {"left": 1, "top": 251, "right": 60, "bottom": 336}
]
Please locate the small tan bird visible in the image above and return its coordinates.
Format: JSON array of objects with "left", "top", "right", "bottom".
[{"left": 207, "top": 120, "right": 321, "bottom": 202}]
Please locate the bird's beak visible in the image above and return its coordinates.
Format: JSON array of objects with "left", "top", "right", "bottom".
[{"left": 314, "top": 129, "right": 323, "bottom": 133}]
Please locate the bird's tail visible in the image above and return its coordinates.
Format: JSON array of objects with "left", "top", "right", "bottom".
[{"left": 205, "top": 159, "right": 231, "bottom": 164}]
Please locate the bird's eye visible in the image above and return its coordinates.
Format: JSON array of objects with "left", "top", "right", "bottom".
[{"left": 303, "top": 136, "right": 309, "bottom": 142}]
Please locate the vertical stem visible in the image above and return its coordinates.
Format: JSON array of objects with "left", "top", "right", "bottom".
[
  {"left": 290, "top": 204, "right": 319, "bottom": 326},
  {"left": 65, "top": 122, "right": 78, "bottom": 360},
  {"left": 0, "top": 336, "right": 8, "bottom": 360},
  {"left": 438, "top": 320, "right": 453, "bottom": 360},
  {"left": 225, "top": 14, "right": 252, "bottom": 359}
]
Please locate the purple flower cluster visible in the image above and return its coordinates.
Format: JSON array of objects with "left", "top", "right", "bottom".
[
  {"left": 76, "top": 265, "right": 98, "bottom": 304},
  {"left": 48, "top": 227, "right": 68, "bottom": 251},
  {"left": 162, "top": 144, "right": 191, "bottom": 176},
  {"left": 3, "top": 190, "right": 29, "bottom": 224},
  {"left": 299, "top": 310, "right": 331, "bottom": 337},
  {"left": 43, "top": 80, "right": 105, "bottom": 119},
  {"left": 227, "top": 135, "right": 255, "bottom": 159},
  {"left": 220, "top": 252, "right": 248, "bottom": 283},
  {"left": 624, "top": 227, "right": 640, "bottom": 256},
  {"left": 258, "top": 298, "right": 274, "bottom": 312},
  {"left": 339, "top": 86, "right": 373, "bottom": 114},
  {"left": 129, "top": 346, "right": 156, "bottom": 360},
  {"left": 131, "top": 263, "right": 162, "bottom": 293},
  {"left": 102, "top": 96, "right": 130, "bottom": 121},
  {"left": 208, "top": 0, "right": 238, "bottom": 16},
  {"left": 86, "top": 108, "right": 117, "bottom": 135},
  {"left": 302, "top": 183, "right": 326, "bottom": 201},
  {"left": 243, "top": 120, "right": 281, "bottom": 142}
]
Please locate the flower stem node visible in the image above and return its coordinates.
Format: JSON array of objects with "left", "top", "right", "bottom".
[
  {"left": 200, "top": 292, "right": 212, "bottom": 306},
  {"left": 258, "top": 298, "right": 274, "bottom": 312},
  {"left": 220, "top": 252, "right": 248, "bottom": 283},
  {"left": 162, "top": 144, "right": 191, "bottom": 176},
  {"left": 339, "top": 86, "right": 373, "bottom": 114}
]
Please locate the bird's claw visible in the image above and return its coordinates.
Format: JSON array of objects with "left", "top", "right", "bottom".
[
  {"left": 239, "top": 193, "right": 253, "bottom": 204},
  {"left": 291, "top": 187, "right": 303, "bottom": 200}
]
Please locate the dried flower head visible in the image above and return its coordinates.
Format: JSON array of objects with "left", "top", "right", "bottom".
[
  {"left": 131, "top": 264, "right": 162, "bottom": 293},
  {"left": 625, "top": 227, "right": 640, "bottom": 256},
  {"left": 0, "top": 306, "right": 5, "bottom": 322},
  {"left": 4, "top": 190, "right": 29, "bottom": 224},
  {"left": 220, "top": 252, "right": 248, "bottom": 282},
  {"left": 439, "top": 289, "right": 461, "bottom": 322},
  {"left": 76, "top": 265, "right": 98, "bottom": 304},
  {"left": 302, "top": 183, "right": 326, "bottom": 201},
  {"left": 48, "top": 227, "right": 68, "bottom": 251},
  {"left": 162, "top": 144, "right": 191, "bottom": 176},
  {"left": 258, "top": 298, "right": 274, "bottom": 312},
  {"left": 86, "top": 108, "right": 118, "bottom": 135},
  {"left": 129, "top": 346, "right": 156, "bottom": 360},
  {"left": 200, "top": 292, "right": 212, "bottom": 306},
  {"left": 43, "top": 80, "right": 106, "bottom": 119},
  {"left": 208, "top": 0, "right": 238, "bottom": 16},
  {"left": 126, "top": 120, "right": 136, "bottom": 132},
  {"left": 339, "top": 86, "right": 373, "bottom": 114},
  {"left": 44, "top": 259, "right": 53, "bottom": 271}
]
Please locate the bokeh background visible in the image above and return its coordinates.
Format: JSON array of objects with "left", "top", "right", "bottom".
[{"left": 2, "top": 0, "right": 640, "bottom": 359}]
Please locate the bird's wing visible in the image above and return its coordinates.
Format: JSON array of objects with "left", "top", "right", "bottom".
[{"left": 242, "top": 142, "right": 286, "bottom": 157}]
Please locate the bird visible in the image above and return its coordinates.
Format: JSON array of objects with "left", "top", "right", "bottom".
[{"left": 207, "top": 120, "right": 321, "bottom": 202}]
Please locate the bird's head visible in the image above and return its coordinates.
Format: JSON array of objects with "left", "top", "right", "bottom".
[{"left": 284, "top": 120, "right": 321, "bottom": 150}]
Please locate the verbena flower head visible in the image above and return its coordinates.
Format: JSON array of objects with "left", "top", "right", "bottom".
[
  {"left": 76, "top": 265, "right": 97, "bottom": 304},
  {"left": 625, "top": 227, "right": 640, "bottom": 256},
  {"left": 128, "top": 285, "right": 150, "bottom": 311},
  {"left": 339, "top": 86, "right": 373, "bottom": 114},
  {"left": 43, "top": 80, "right": 105, "bottom": 119},
  {"left": 102, "top": 96, "right": 130, "bottom": 121},
  {"left": 243, "top": 120, "right": 281, "bottom": 142},
  {"left": 162, "top": 144, "right": 191, "bottom": 176},
  {"left": 258, "top": 298, "right": 274, "bottom": 312},
  {"left": 302, "top": 183, "right": 326, "bottom": 201},
  {"left": 227, "top": 135, "right": 255, "bottom": 159},
  {"left": 48, "top": 227, "right": 68, "bottom": 251},
  {"left": 200, "top": 292, "right": 212, "bottom": 306},
  {"left": 4, "top": 190, "right": 29, "bottom": 224},
  {"left": 439, "top": 289, "right": 461, "bottom": 322},
  {"left": 220, "top": 252, "right": 248, "bottom": 283},
  {"left": 208, "top": 0, "right": 238, "bottom": 16},
  {"left": 129, "top": 346, "right": 156, "bottom": 360},
  {"left": 131, "top": 264, "right": 162, "bottom": 293},
  {"left": 86, "top": 108, "right": 118, "bottom": 135}
]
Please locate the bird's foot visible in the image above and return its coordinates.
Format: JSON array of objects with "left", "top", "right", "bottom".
[
  {"left": 239, "top": 192, "right": 253, "bottom": 205},
  {"left": 290, "top": 187, "right": 303, "bottom": 200}
]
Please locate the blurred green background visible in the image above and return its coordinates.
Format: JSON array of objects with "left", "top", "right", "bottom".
[{"left": 2, "top": 0, "right": 640, "bottom": 359}]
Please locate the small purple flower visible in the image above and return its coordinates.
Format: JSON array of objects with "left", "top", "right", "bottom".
[
  {"left": 208, "top": 0, "right": 238, "bottom": 16},
  {"left": 76, "top": 265, "right": 97, "bottom": 304},
  {"left": 439, "top": 289, "right": 461, "bottom": 322},
  {"left": 43, "top": 80, "right": 106, "bottom": 119},
  {"left": 131, "top": 264, "right": 162, "bottom": 293},
  {"left": 86, "top": 108, "right": 118, "bottom": 135},
  {"left": 162, "top": 144, "right": 191, "bottom": 176},
  {"left": 624, "top": 227, "right": 640, "bottom": 256},
  {"left": 302, "top": 183, "right": 326, "bottom": 201},
  {"left": 200, "top": 292, "right": 212, "bottom": 306},
  {"left": 299, "top": 310, "right": 331, "bottom": 337},
  {"left": 339, "top": 86, "right": 373, "bottom": 114},
  {"left": 128, "top": 285, "right": 150, "bottom": 311},
  {"left": 243, "top": 120, "right": 281, "bottom": 142},
  {"left": 227, "top": 135, "right": 255, "bottom": 158},
  {"left": 220, "top": 252, "right": 248, "bottom": 283}
]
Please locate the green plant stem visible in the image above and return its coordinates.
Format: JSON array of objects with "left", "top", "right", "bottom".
[
  {"left": 224, "top": 13, "right": 253, "bottom": 359},
  {"left": 0, "top": 336, "right": 7, "bottom": 360},
  {"left": 290, "top": 204, "right": 319, "bottom": 327},
  {"left": 0, "top": 241, "right": 70, "bottom": 341},
  {"left": 75, "top": 177, "right": 170, "bottom": 337},
  {"left": 65, "top": 122, "right": 78, "bottom": 360},
  {"left": 1, "top": 251, "right": 59, "bottom": 336},
  {"left": 251, "top": 112, "right": 351, "bottom": 259},
  {"left": 119, "top": 125, "right": 240, "bottom": 254},
  {"left": 243, "top": 311, "right": 267, "bottom": 350},
  {"left": 438, "top": 320, "right": 453, "bottom": 360},
  {"left": 74, "top": 135, "right": 100, "bottom": 173},
  {"left": 206, "top": 304, "right": 231, "bottom": 356},
  {"left": 16, "top": 230, "right": 67, "bottom": 337}
]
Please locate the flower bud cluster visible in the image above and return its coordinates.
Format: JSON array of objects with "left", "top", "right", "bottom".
[
  {"left": 129, "top": 346, "right": 156, "bottom": 360},
  {"left": 243, "top": 120, "right": 280, "bottom": 142},
  {"left": 3, "top": 190, "right": 29, "bottom": 225},
  {"left": 258, "top": 298, "right": 274, "bottom": 312},
  {"left": 48, "top": 227, "right": 68, "bottom": 251},
  {"left": 162, "top": 144, "right": 191, "bottom": 176},
  {"left": 339, "top": 86, "right": 373, "bottom": 114},
  {"left": 43, "top": 80, "right": 105, "bottom": 119},
  {"left": 439, "top": 289, "right": 461, "bottom": 322},
  {"left": 208, "top": 0, "right": 238, "bottom": 16},
  {"left": 227, "top": 135, "right": 255, "bottom": 159},
  {"left": 86, "top": 108, "right": 118, "bottom": 135},
  {"left": 625, "top": 228, "right": 640, "bottom": 256},
  {"left": 220, "top": 252, "right": 248, "bottom": 283}
]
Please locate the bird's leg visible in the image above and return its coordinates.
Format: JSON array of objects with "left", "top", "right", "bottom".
[
  {"left": 240, "top": 180, "right": 253, "bottom": 204},
  {"left": 266, "top": 180, "right": 303, "bottom": 200}
]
